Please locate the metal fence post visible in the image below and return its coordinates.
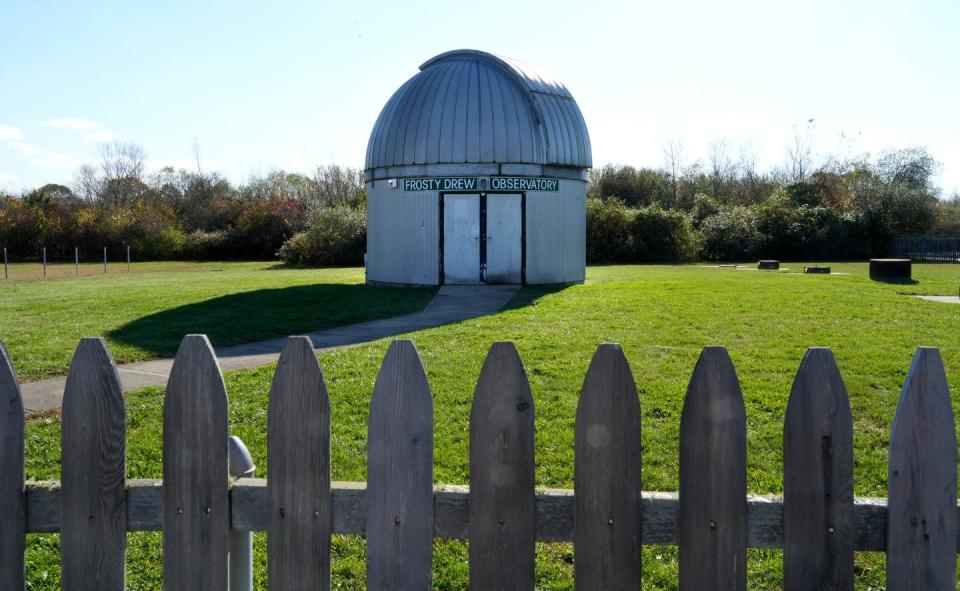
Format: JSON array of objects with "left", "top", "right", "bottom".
[
  {"left": 42, "top": 247, "right": 46, "bottom": 278},
  {"left": 228, "top": 435, "right": 255, "bottom": 591},
  {"left": 103, "top": 246, "right": 107, "bottom": 273},
  {"left": 3, "top": 247, "right": 7, "bottom": 279},
  {"left": 126, "top": 245, "right": 131, "bottom": 272},
  {"left": 75, "top": 247, "right": 79, "bottom": 276}
]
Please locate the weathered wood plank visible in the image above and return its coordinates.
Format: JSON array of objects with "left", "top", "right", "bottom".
[
  {"left": 267, "top": 336, "right": 332, "bottom": 591},
  {"left": 61, "top": 338, "right": 126, "bottom": 590},
  {"left": 783, "top": 347, "right": 854, "bottom": 590},
  {"left": 679, "top": 346, "right": 746, "bottom": 591},
  {"left": 0, "top": 341, "right": 24, "bottom": 590},
  {"left": 366, "top": 340, "right": 433, "bottom": 590},
  {"left": 127, "top": 479, "right": 163, "bottom": 530},
  {"left": 469, "top": 341, "right": 535, "bottom": 590},
  {"left": 574, "top": 344, "right": 642, "bottom": 589},
  {"left": 163, "top": 335, "right": 229, "bottom": 591},
  {"left": 22, "top": 479, "right": 960, "bottom": 551},
  {"left": 887, "top": 347, "right": 957, "bottom": 590}
]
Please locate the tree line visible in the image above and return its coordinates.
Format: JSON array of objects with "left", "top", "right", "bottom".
[
  {"left": 0, "top": 142, "right": 366, "bottom": 264},
  {"left": 2, "top": 138, "right": 958, "bottom": 266},
  {"left": 586, "top": 142, "right": 960, "bottom": 262}
]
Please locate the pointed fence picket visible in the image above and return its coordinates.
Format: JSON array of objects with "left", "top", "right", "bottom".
[
  {"left": 366, "top": 340, "right": 433, "bottom": 590},
  {"left": 679, "top": 346, "right": 747, "bottom": 591},
  {"left": 469, "top": 341, "right": 536, "bottom": 590},
  {"left": 60, "top": 338, "right": 126, "bottom": 590},
  {"left": 0, "top": 335, "right": 957, "bottom": 590},
  {"left": 267, "top": 336, "right": 332, "bottom": 591},
  {"left": 0, "top": 341, "right": 24, "bottom": 590},
  {"left": 162, "top": 335, "right": 230, "bottom": 591},
  {"left": 887, "top": 347, "right": 957, "bottom": 590},
  {"left": 783, "top": 348, "right": 854, "bottom": 590},
  {"left": 574, "top": 343, "right": 642, "bottom": 590}
]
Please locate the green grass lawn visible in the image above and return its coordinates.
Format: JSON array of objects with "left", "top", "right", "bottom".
[
  {"left": 18, "top": 262, "right": 960, "bottom": 589},
  {"left": 0, "top": 261, "right": 433, "bottom": 381}
]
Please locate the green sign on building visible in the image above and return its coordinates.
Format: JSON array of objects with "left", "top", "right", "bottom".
[
  {"left": 402, "top": 177, "right": 478, "bottom": 191},
  {"left": 489, "top": 176, "right": 559, "bottom": 191},
  {"left": 401, "top": 176, "right": 560, "bottom": 192}
]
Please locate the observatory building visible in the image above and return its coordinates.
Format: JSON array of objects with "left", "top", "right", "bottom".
[{"left": 364, "top": 49, "right": 591, "bottom": 285}]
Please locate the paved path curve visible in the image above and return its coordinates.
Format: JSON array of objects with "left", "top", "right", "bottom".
[
  {"left": 21, "top": 284, "right": 519, "bottom": 413},
  {"left": 913, "top": 295, "right": 960, "bottom": 304}
]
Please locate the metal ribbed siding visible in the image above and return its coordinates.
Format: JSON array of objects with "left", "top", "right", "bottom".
[
  {"left": 364, "top": 49, "right": 590, "bottom": 286},
  {"left": 367, "top": 179, "right": 585, "bottom": 286},
  {"left": 365, "top": 49, "right": 591, "bottom": 172},
  {"left": 366, "top": 183, "right": 438, "bottom": 285},
  {"left": 524, "top": 179, "right": 586, "bottom": 284}
]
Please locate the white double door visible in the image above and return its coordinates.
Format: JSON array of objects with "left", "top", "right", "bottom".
[{"left": 443, "top": 193, "right": 521, "bottom": 284}]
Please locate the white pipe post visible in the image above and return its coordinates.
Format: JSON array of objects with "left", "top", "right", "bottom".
[
  {"left": 127, "top": 245, "right": 131, "bottom": 272},
  {"left": 42, "top": 247, "right": 46, "bottom": 278},
  {"left": 75, "top": 247, "right": 79, "bottom": 275},
  {"left": 103, "top": 246, "right": 107, "bottom": 273},
  {"left": 228, "top": 436, "right": 255, "bottom": 591},
  {"left": 3, "top": 248, "right": 7, "bottom": 280},
  {"left": 229, "top": 523, "right": 253, "bottom": 591}
]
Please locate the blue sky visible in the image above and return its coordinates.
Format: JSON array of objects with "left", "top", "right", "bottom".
[{"left": 1, "top": 0, "right": 958, "bottom": 195}]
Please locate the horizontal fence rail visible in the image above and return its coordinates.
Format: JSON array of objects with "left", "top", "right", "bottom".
[
  {"left": 890, "top": 234, "right": 960, "bottom": 262},
  {"left": 0, "top": 335, "right": 956, "bottom": 590},
  {"left": 18, "top": 479, "right": 957, "bottom": 551},
  {"left": 0, "top": 245, "right": 135, "bottom": 279}
]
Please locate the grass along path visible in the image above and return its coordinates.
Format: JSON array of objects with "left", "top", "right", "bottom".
[
  {"left": 0, "top": 261, "right": 433, "bottom": 381},
  {"left": 20, "top": 262, "right": 960, "bottom": 588}
]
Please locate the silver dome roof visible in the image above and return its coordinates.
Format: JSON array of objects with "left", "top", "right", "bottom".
[{"left": 365, "top": 49, "right": 592, "bottom": 173}]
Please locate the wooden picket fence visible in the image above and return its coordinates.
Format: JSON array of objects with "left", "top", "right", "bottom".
[{"left": 0, "top": 335, "right": 957, "bottom": 590}]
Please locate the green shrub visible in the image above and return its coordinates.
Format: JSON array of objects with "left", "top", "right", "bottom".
[
  {"left": 690, "top": 193, "right": 720, "bottom": 226},
  {"left": 586, "top": 197, "right": 634, "bottom": 263},
  {"left": 276, "top": 232, "right": 311, "bottom": 265},
  {"left": 934, "top": 196, "right": 960, "bottom": 234},
  {"left": 587, "top": 164, "right": 671, "bottom": 206},
  {"left": 697, "top": 206, "right": 762, "bottom": 260},
  {"left": 137, "top": 226, "right": 185, "bottom": 259},
  {"left": 797, "top": 206, "right": 855, "bottom": 259},
  {"left": 848, "top": 171, "right": 940, "bottom": 255},
  {"left": 586, "top": 198, "right": 698, "bottom": 263},
  {"left": 755, "top": 196, "right": 853, "bottom": 260},
  {"left": 179, "top": 230, "right": 230, "bottom": 260},
  {"left": 630, "top": 204, "right": 698, "bottom": 262},
  {"left": 0, "top": 197, "right": 47, "bottom": 256},
  {"left": 225, "top": 197, "right": 307, "bottom": 260},
  {"left": 277, "top": 206, "right": 366, "bottom": 267}
]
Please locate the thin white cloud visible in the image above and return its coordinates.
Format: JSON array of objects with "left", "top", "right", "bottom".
[
  {"left": 30, "top": 152, "right": 83, "bottom": 170},
  {"left": 0, "top": 124, "right": 23, "bottom": 142},
  {"left": 47, "top": 117, "right": 123, "bottom": 143},
  {"left": 0, "top": 172, "right": 20, "bottom": 189},
  {"left": 0, "top": 124, "right": 40, "bottom": 157},
  {"left": 8, "top": 141, "right": 40, "bottom": 156},
  {"left": 46, "top": 118, "right": 104, "bottom": 131}
]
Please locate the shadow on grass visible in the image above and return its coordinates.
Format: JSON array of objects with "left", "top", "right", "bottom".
[
  {"left": 107, "top": 283, "right": 434, "bottom": 356},
  {"left": 871, "top": 277, "right": 919, "bottom": 285},
  {"left": 502, "top": 283, "right": 573, "bottom": 311}
]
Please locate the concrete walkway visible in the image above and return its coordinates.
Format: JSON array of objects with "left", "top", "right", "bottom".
[
  {"left": 21, "top": 284, "right": 520, "bottom": 413},
  {"left": 913, "top": 295, "right": 960, "bottom": 304}
]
